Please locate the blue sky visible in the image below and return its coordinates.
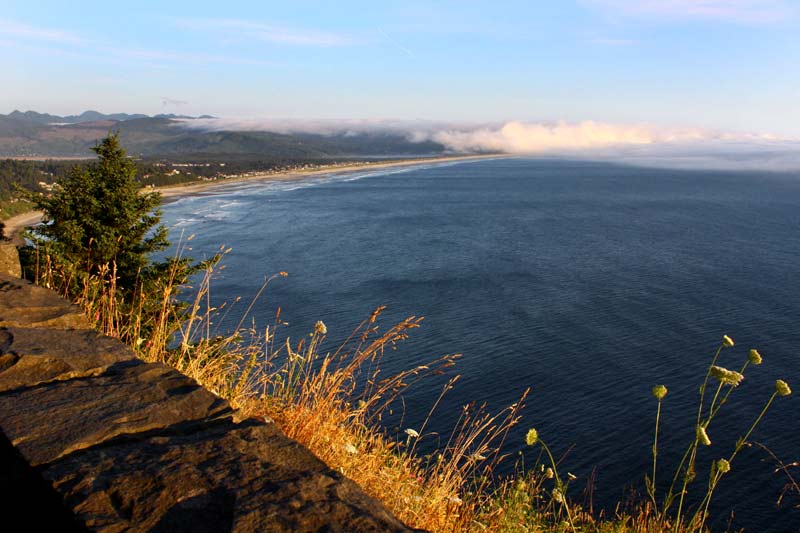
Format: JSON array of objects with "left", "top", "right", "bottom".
[{"left": 1, "top": 0, "right": 799, "bottom": 137}]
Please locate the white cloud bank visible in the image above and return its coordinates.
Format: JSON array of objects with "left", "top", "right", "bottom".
[
  {"left": 177, "top": 117, "right": 800, "bottom": 171},
  {"left": 427, "top": 121, "right": 707, "bottom": 153}
]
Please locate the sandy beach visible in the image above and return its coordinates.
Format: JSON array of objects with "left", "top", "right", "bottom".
[
  {"left": 3, "top": 153, "right": 505, "bottom": 240},
  {"left": 155, "top": 153, "right": 503, "bottom": 200}
]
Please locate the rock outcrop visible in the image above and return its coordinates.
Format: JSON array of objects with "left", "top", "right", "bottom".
[
  {"left": 0, "top": 273, "right": 417, "bottom": 532},
  {"left": 0, "top": 243, "right": 21, "bottom": 277}
]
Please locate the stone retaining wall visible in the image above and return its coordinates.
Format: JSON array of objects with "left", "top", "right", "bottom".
[{"left": 0, "top": 269, "right": 416, "bottom": 532}]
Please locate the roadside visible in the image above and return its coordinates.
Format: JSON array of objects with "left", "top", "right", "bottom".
[{"left": 3, "top": 210, "right": 44, "bottom": 245}]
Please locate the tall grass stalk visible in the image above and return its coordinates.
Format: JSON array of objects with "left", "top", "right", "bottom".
[{"left": 25, "top": 246, "right": 795, "bottom": 532}]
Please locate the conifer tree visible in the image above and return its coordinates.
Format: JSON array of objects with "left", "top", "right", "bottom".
[{"left": 28, "top": 133, "right": 168, "bottom": 291}]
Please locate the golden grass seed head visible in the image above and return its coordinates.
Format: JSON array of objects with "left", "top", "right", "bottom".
[
  {"left": 748, "top": 349, "right": 763, "bottom": 365},
  {"left": 775, "top": 379, "right": 792, "bottom": 397},
  {"left": 552, "top": 488, "right": 565, "bottom": 503},
  {"left": 722, "top": 334, "right": 735, "bottom": 348},
  {"left": 652, "top": 384, "right": 668, "bottom": 400},
  {"left": 697, "top": 425, "right": 712, "bottom": 446},
  {"left": 314, "top": 320, "right": 327, "bottom": 335},
  {"left": 526, "top": 428, "right": 539, "bottom": 446},
  {"left": 717, "top": 459, "right": 731, "bottom": 473},
  {"left": 545, "top": 467, "right": 554, "bottom": 479}
]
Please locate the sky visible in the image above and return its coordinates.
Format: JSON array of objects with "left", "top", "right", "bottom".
[{"left": 2, "top": 0, "right": 800, "bottom": 147}]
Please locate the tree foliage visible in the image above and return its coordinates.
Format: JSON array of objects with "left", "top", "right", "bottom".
[{"left": 27, "top": 133, "right": 169, "bottom": 291}]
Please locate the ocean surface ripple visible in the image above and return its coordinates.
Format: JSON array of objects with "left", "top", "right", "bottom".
[{"left": 162, "top": 158, "right": 800, "bottom": 531}]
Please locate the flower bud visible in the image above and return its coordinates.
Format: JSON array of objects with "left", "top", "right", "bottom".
[
  {"left": 652, "top": 385, "right": 668, "bottom": 400},
  {"left": 722, "top": 335, "right": 735, "bottom": 348},
  {"left": 776, "top": 380, "right": 792, "bottom": 397}
]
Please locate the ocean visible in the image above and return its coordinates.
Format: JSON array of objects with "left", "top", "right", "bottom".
[{"left": 161, "top": 157, "right": 800, "bottom": 531}]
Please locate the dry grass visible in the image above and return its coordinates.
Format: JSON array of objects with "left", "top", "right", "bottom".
[{"left": 26, "top": 245, "right": 795, "bottom": 533}]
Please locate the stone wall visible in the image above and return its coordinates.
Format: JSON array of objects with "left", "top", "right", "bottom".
[{"left": 0, "top": 271, "right": 417, "bottom": 532}]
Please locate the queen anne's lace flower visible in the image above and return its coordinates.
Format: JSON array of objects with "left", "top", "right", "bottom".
[
  {"left": 775, "top": 380, "right": 792, "bottom": 397},
  {"left": 722, "top": 335, "right": 735, "bottom": 348},
  {"left": 709, "top": 365, "right": 744, "bottom": 387}
]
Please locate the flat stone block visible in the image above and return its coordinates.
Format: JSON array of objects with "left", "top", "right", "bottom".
[
  {"left": 44, "top": 420, "right": 413, "bottom": 532},
  {"left": 0, "top": 274, "right": 89, "bottom": 329},
  {"left": 0, "top": 360, "right": 232, "bottom": 465},
  {"left": 0, "top": 326, "right": 135, "bottom": 392}
]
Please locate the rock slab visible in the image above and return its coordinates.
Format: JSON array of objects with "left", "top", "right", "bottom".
[{"left": 0, "top": 275, "right": 417, "bottom": 532}]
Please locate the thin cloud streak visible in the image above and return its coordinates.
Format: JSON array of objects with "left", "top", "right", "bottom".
[
  {"left": 585, "top": 0, "right": 796, "bottom": 24},
  {"left": 1, "top": 18, "right": 275, "bottom": 68},
  {"left": 176, "top": 18, "right": 357, "bottom": 47},
  {"left": 0, "top": 18, "right": 87, "bottom": 45}
]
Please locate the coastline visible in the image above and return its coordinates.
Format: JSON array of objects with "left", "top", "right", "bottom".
[
  {"left": 2, "top": 153, "right": 506, "bottom": 240},
  {"left": 155, "top": 153, "right": 505, "bottom": 201}
]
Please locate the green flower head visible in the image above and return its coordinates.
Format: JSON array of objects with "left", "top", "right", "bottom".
[
  {"left": 710, "top": 365, "right": 744, "bottom": 387},
  {"left": 722, "top": 335, "right": 735, "bottom": 348},
  {"left": 652, "top": 384, "right": 668, "bottom": 400},
  {"left": 526, "top": 428, "right": 539, "bottom": 446},
  {"left": 776, "top": 380, "right": 792, "bottom": 397}
]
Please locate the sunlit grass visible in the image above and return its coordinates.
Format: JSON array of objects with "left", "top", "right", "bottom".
[{"left": 25, "top": 242, "right": 796, "bottom": 532}]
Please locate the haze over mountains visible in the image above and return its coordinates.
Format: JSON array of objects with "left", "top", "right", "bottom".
[{"left": 0, "top": 110, "right": 449, "bottom": 159}]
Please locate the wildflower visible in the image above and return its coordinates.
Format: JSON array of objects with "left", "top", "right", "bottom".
[
  {"left": 748, "top": 349, "right": 763, "bottom": 365},
  {"left": 405, "top": 428, "right": 420, "bottom": 438},
  {"left": 567, "top": 472, "right": 577, "bottom": 481},
  {"left": 526, "top": 428, "right": 539, "bottom": 446},
  {"left": 709, "top": 365, "right": 744, "bottom": 387},
  {"left": 344, "top": 443, "right": 358, "bottom": 455},
  {"left": 717, "top": 459, "right": 731, "bottom": 474},
  {"left": 652, "top": 384, "right": 668, "bottom": 400},
  {"left": 552, "top": 488, "right": 565, "bottom": 503},
  {"left": 545, "top": 467, "right": 554, "bottom": 479},
  {"left": 314, "top": 320, "right": 327, "bottom": 335},
  {"left": 697, "top": 425, "right": 712, "bottom": 446},
  {"left": 447, "top": 496, "right": 463, "bottom": 506},
  {"left": 279, "top": 271, "right": 289, "bottom": 277},
  {"left": 470, "top": 453, "right": 487, "bottom": 462},
  {"left": 775, "top": 380, "right": 792, "bottom": 397},
  {"left": 722, "top": 335, "right": 735, "bottom": 348}
]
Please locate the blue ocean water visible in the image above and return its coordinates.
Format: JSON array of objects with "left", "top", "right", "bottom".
[{"left": 161, "top": 158, "right": 800, "bottom": 531}]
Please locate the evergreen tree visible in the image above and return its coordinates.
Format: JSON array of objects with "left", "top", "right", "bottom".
[{"left": 28, "top": 133, "right": 168, "bottom": 291}]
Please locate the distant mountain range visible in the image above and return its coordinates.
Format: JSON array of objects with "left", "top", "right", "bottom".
[{"left": 0, "top": 110, "right": 449, "bottom": 159}]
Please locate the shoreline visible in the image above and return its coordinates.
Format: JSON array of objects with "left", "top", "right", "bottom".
[
  {"left": 3, "top": 153, "right": 506, "bottom": 240},
  {"left": 155, "top": 153, "right": 505, "bottom": 201}
]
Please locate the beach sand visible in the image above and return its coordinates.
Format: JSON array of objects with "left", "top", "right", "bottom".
[
  {"left": 155, "top": 154, "right": 502, "bottom": 200},
  {"left": 3, "top": 153, "right": 504, "bottom": 240}
]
